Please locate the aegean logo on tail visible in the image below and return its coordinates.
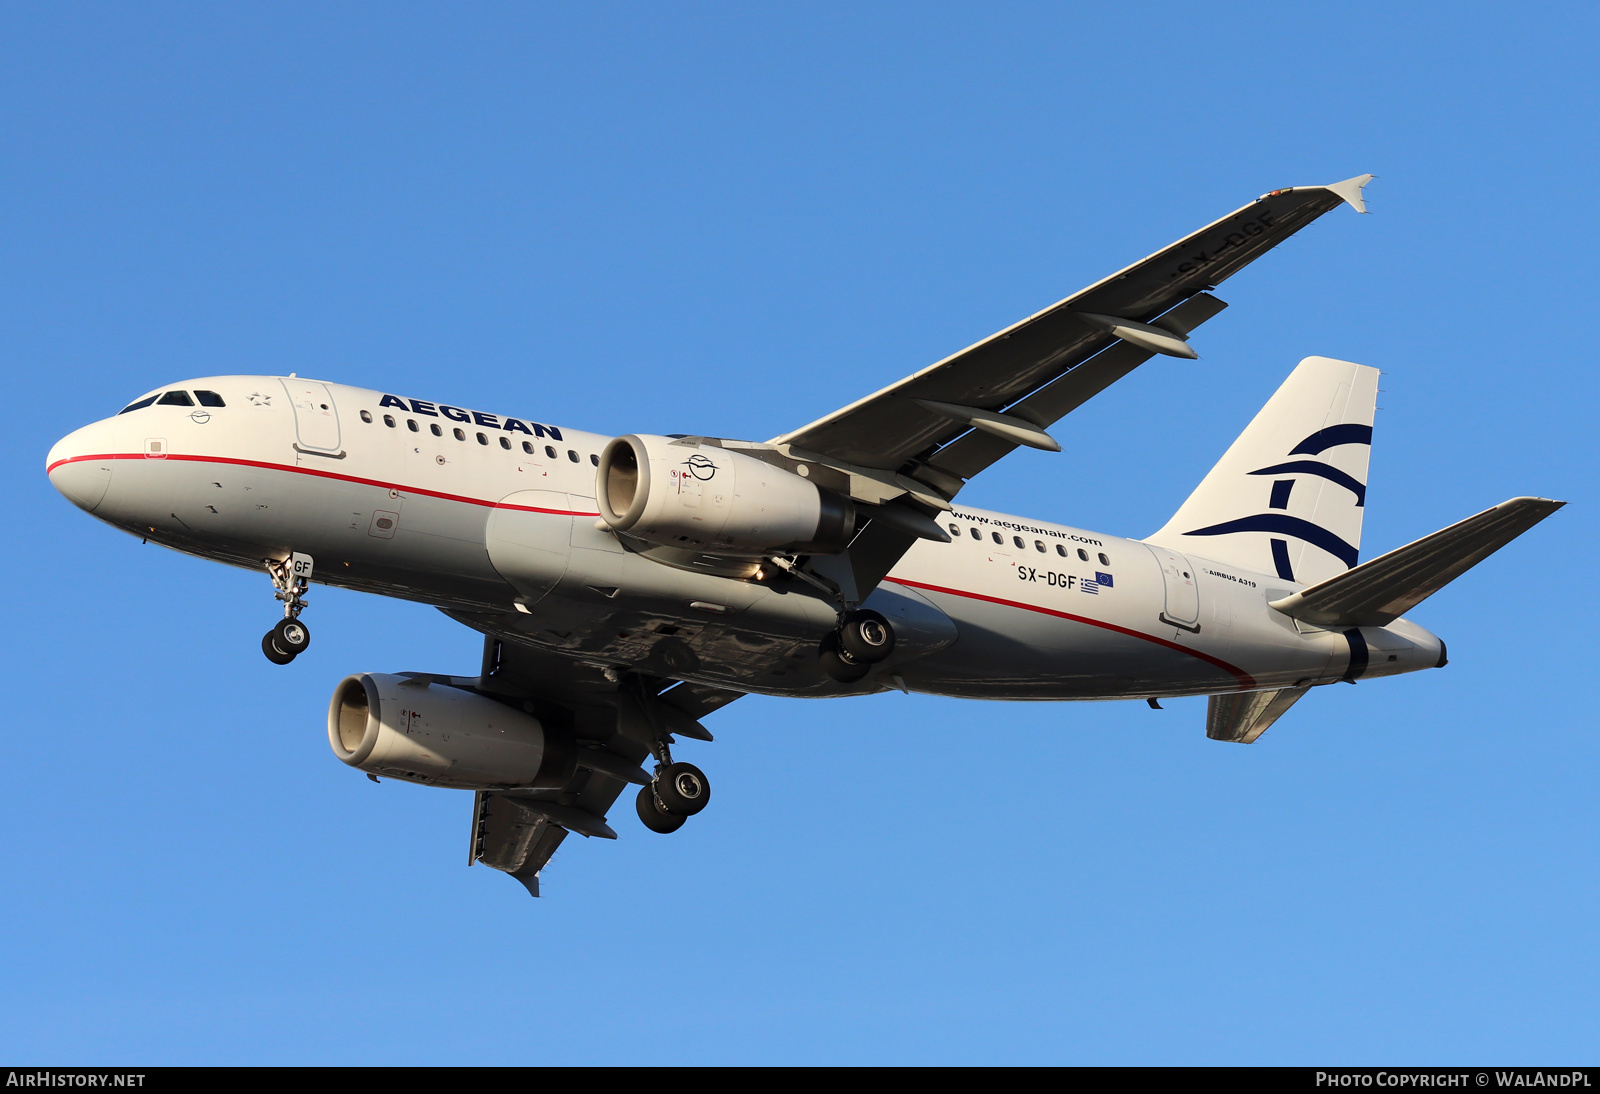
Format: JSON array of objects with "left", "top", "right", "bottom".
[{"left": 1183, "top": 425, "right": 1373, "bottom": 581}]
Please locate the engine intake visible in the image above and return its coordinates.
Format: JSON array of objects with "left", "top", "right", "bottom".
[
  {"left": 596, "top": 434, "right": 853, "bottom": 555},
  {"left": 328, "top": 673, "right": 573, "bottom": 789}
]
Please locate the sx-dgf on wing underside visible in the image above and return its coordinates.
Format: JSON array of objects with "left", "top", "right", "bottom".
[{"left": 46, "top": 175, "right": 1562, "bottom": 897}]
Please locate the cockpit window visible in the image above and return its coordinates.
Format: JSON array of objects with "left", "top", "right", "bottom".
[
  {"left": 118, "top": 395, "right": 159, "bottom": 415},
  {"left": 157, "top": 391, "right": 195, "bottom": 406},
  {"left": 194, "top": 390, "right": 226, "bottom": 407}
]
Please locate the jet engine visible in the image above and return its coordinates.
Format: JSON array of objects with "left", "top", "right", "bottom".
[
  {"left": 596, "top": 434, "right": 854, "bottom": 554},
  {"left": 328, "top": 673, "right": 573, "bottom": 789}
]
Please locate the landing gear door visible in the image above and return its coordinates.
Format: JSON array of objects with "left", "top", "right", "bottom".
[
  {"left": 280, "top": 379, "right": 342, "bottom": 455},
  {"left": 1145, "top": 543, "right": 1201, "bottom": 633},
  {"left": 485, "top": 490, "right": 573, "bottom": 607}
]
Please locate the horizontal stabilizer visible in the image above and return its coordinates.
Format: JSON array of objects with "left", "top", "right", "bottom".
[
  {"left": 1269, "top": 496, "right": 1564, "bottom": 628},
  {"left": 1207, "top": 685, "right": 1310, "bottom": 744}
]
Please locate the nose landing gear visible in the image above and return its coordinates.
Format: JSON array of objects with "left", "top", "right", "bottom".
[{"left": 261, "top": 555, "right": 312, "bottom": 665}]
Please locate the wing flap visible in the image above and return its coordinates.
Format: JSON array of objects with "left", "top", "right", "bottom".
[
  {"left": 471, "top": 790, "right": 569, "bottom": 897},
  {"left": 1269, "top": 497, "right": 1565, "bottom": 628}
]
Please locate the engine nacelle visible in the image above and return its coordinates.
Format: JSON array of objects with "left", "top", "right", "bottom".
[
  {"left": 596, "top": 434, "right": 853, "bottom": 555},
  {"left": 328, "top": 673, "right": 572, "bottom": 790}
]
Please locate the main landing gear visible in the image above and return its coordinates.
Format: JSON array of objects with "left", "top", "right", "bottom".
[
  {"left": 818, "top": 608, "right": 896, "bottom": 683},
  {"left": 635, "top": 733, "right": 711, "bottom": 835},
  {"left": 261, "top": 556, "right": 312, "bottom": 666}
]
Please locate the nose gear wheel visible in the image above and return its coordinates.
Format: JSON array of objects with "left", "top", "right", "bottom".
[
  {"left": 261, "top": 632, "right": 295, "bottom": 665},
  {"left": 260, "top": 557, "right": 311, "bottom": 665}
]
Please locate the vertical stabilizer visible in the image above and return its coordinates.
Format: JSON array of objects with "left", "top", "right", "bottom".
[{"left": 1146, "top": 356, "right": 1378, "bottom": 586}]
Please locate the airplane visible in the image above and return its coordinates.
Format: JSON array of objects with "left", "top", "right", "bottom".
[{"left": 45, "top": 175, "right": 1563, "bottom": 897}]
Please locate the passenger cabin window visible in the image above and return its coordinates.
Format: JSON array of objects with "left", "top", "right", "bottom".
[
  {"left": 522, "top": 441, "right": 534, "bottom": 454},
  {"left": 407, "top": 419, "right": 418, "bottom": 432},
  {"left": 383, "top": 415, "right": 396, "bottom": 427},
  {"left": 430, "top": 424, "right": 442, "bottom": 437},
  {"left": 1034, "top": 540, "right": 1046, "bottom": 552},
  {"left": 499, "top": 436, "right": 511, "bottom": 450},
  {"left": 1078, "top": 549, "right": 1089, "bottom": 561},
  {"left": 590, "top": 453, "right": 599, "bottom": 466},
  {"left": 157, "top": 391, "right": 194, "bottom": 406},
  {"left": 947, "top": 523, "right": 960, "bottom": 536},
  {"left": 194, "top": 391, "right": 226, "bottom": 407},
  {"left": 1012, "top": 536, "right": 1025, "bottom": 549},
  {"left": 476, "top": 432, "right": 488, "bottom": 445},
  {"left": 991, "top": 532, "right": 1003, "bottom": 545},
  {"left": 118, "top": 395, "right": 159, "bottom": 414},
  {"left": 567, "top": 450, "right": 579, "bottom": 463},
  {"left": 1098, "top": 552, "right": 1110, "bottom": 566},
  {"left": 1055, "top": 544, "right": 1067, "bottom": 557},
  {"left": 359, "top": 410, "right": 373, "bottom": 423},
  {"left": 453, "top": 428, "right": 466, "bottom": 441},
  {"left": 970, "top": 528, "right": 981, "bottom": 540},
  {"left": 545, "top": 445, "right": 557, "bottom": 459}
]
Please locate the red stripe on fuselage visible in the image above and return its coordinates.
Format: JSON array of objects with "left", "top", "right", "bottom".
[
  {"left": 44, "top": 452, "right": 601, "bottom": 516},
  {"left": 49, "top": 453, "right": 1254, "bottom": 688},
  {"left": 885, "top": 576, "right": 1256, "bottom": 689}
]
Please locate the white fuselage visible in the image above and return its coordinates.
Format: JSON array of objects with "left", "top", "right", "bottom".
[{"left": 46, "top": 376, "right": 1445, "bottom": 700}]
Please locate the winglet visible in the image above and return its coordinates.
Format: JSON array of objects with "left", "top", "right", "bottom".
[{"left": 1322, "top": 173, "right": 1375, "bottom": 214}]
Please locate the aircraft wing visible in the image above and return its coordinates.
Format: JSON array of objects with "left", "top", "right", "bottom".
[
  {"left": 772, "top": 176, "right": 1374, "bottom": 489},
  {"left": 446, "top": 620, "right": 742, "bottom": 897}
]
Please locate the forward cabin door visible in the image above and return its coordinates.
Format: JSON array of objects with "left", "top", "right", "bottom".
[
  {"left": 1146, "top": 544, "right": 1201, "bottom": 632},
  {"left": 280, "top": 379, "right": 343, "bottom": 454}
]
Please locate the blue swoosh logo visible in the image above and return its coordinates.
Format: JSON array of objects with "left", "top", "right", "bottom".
[
  {"left": 1289, "top": 423, "right": 1372, "bottom": 456},
  {"left": 1248, "top": 460, "right": 1366, "bottom": 506},
  {"left": 1182, "top": 514, "right": 1359, "bottom": 567}
]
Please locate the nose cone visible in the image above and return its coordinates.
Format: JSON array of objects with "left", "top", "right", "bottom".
[{"left": 47, "top": 428, "right": 114, "bottom": 513}]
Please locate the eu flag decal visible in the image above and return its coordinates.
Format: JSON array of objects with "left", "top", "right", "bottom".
[{"left": 1095, "top": 571, "right": 1114, "bottom": 588}]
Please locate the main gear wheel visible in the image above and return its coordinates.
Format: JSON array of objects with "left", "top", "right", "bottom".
[
  {"left": 819, "top": 630, "right": 871, "bottom": 683},
  {"left": 838, "top": 609, "right": 895, "bottom": 663},
  {"left": 636, "top": 784, "right": 687, "bottom": 834},
  {"left": 655, "top": 762, "right": 710, "bottom": 816}
]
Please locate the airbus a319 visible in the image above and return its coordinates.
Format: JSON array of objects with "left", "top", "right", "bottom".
[{"left": 46, "top": 176, "right": 1562, "bottom": 896}]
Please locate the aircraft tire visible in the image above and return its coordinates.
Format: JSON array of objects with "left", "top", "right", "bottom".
[
  {"left": 636, "top": 784, "right": 687, "bottom": 833},
  {"left": 838, "top": 610, "right": 895, "bottom": 663},
  {"left": 273, "top": 617, "right": 311, "bottom": 655},
  {"left": 655, "top": 762, "right": 710, "bottom": 816},
  {"left": 261, "top": 631, "right": 296, "bottom": 665},
  {"left": 819, "top": 632, "right": 871, "bottom": 683}
]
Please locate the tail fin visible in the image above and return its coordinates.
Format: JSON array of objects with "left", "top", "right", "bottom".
[{"left": 1146, "top": 356, "right": 1379, "bottom": 585}]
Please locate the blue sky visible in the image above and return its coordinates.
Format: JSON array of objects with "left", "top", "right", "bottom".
[{"left": 3, "top": 2, "right": 1596, "bottom": 1064}]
